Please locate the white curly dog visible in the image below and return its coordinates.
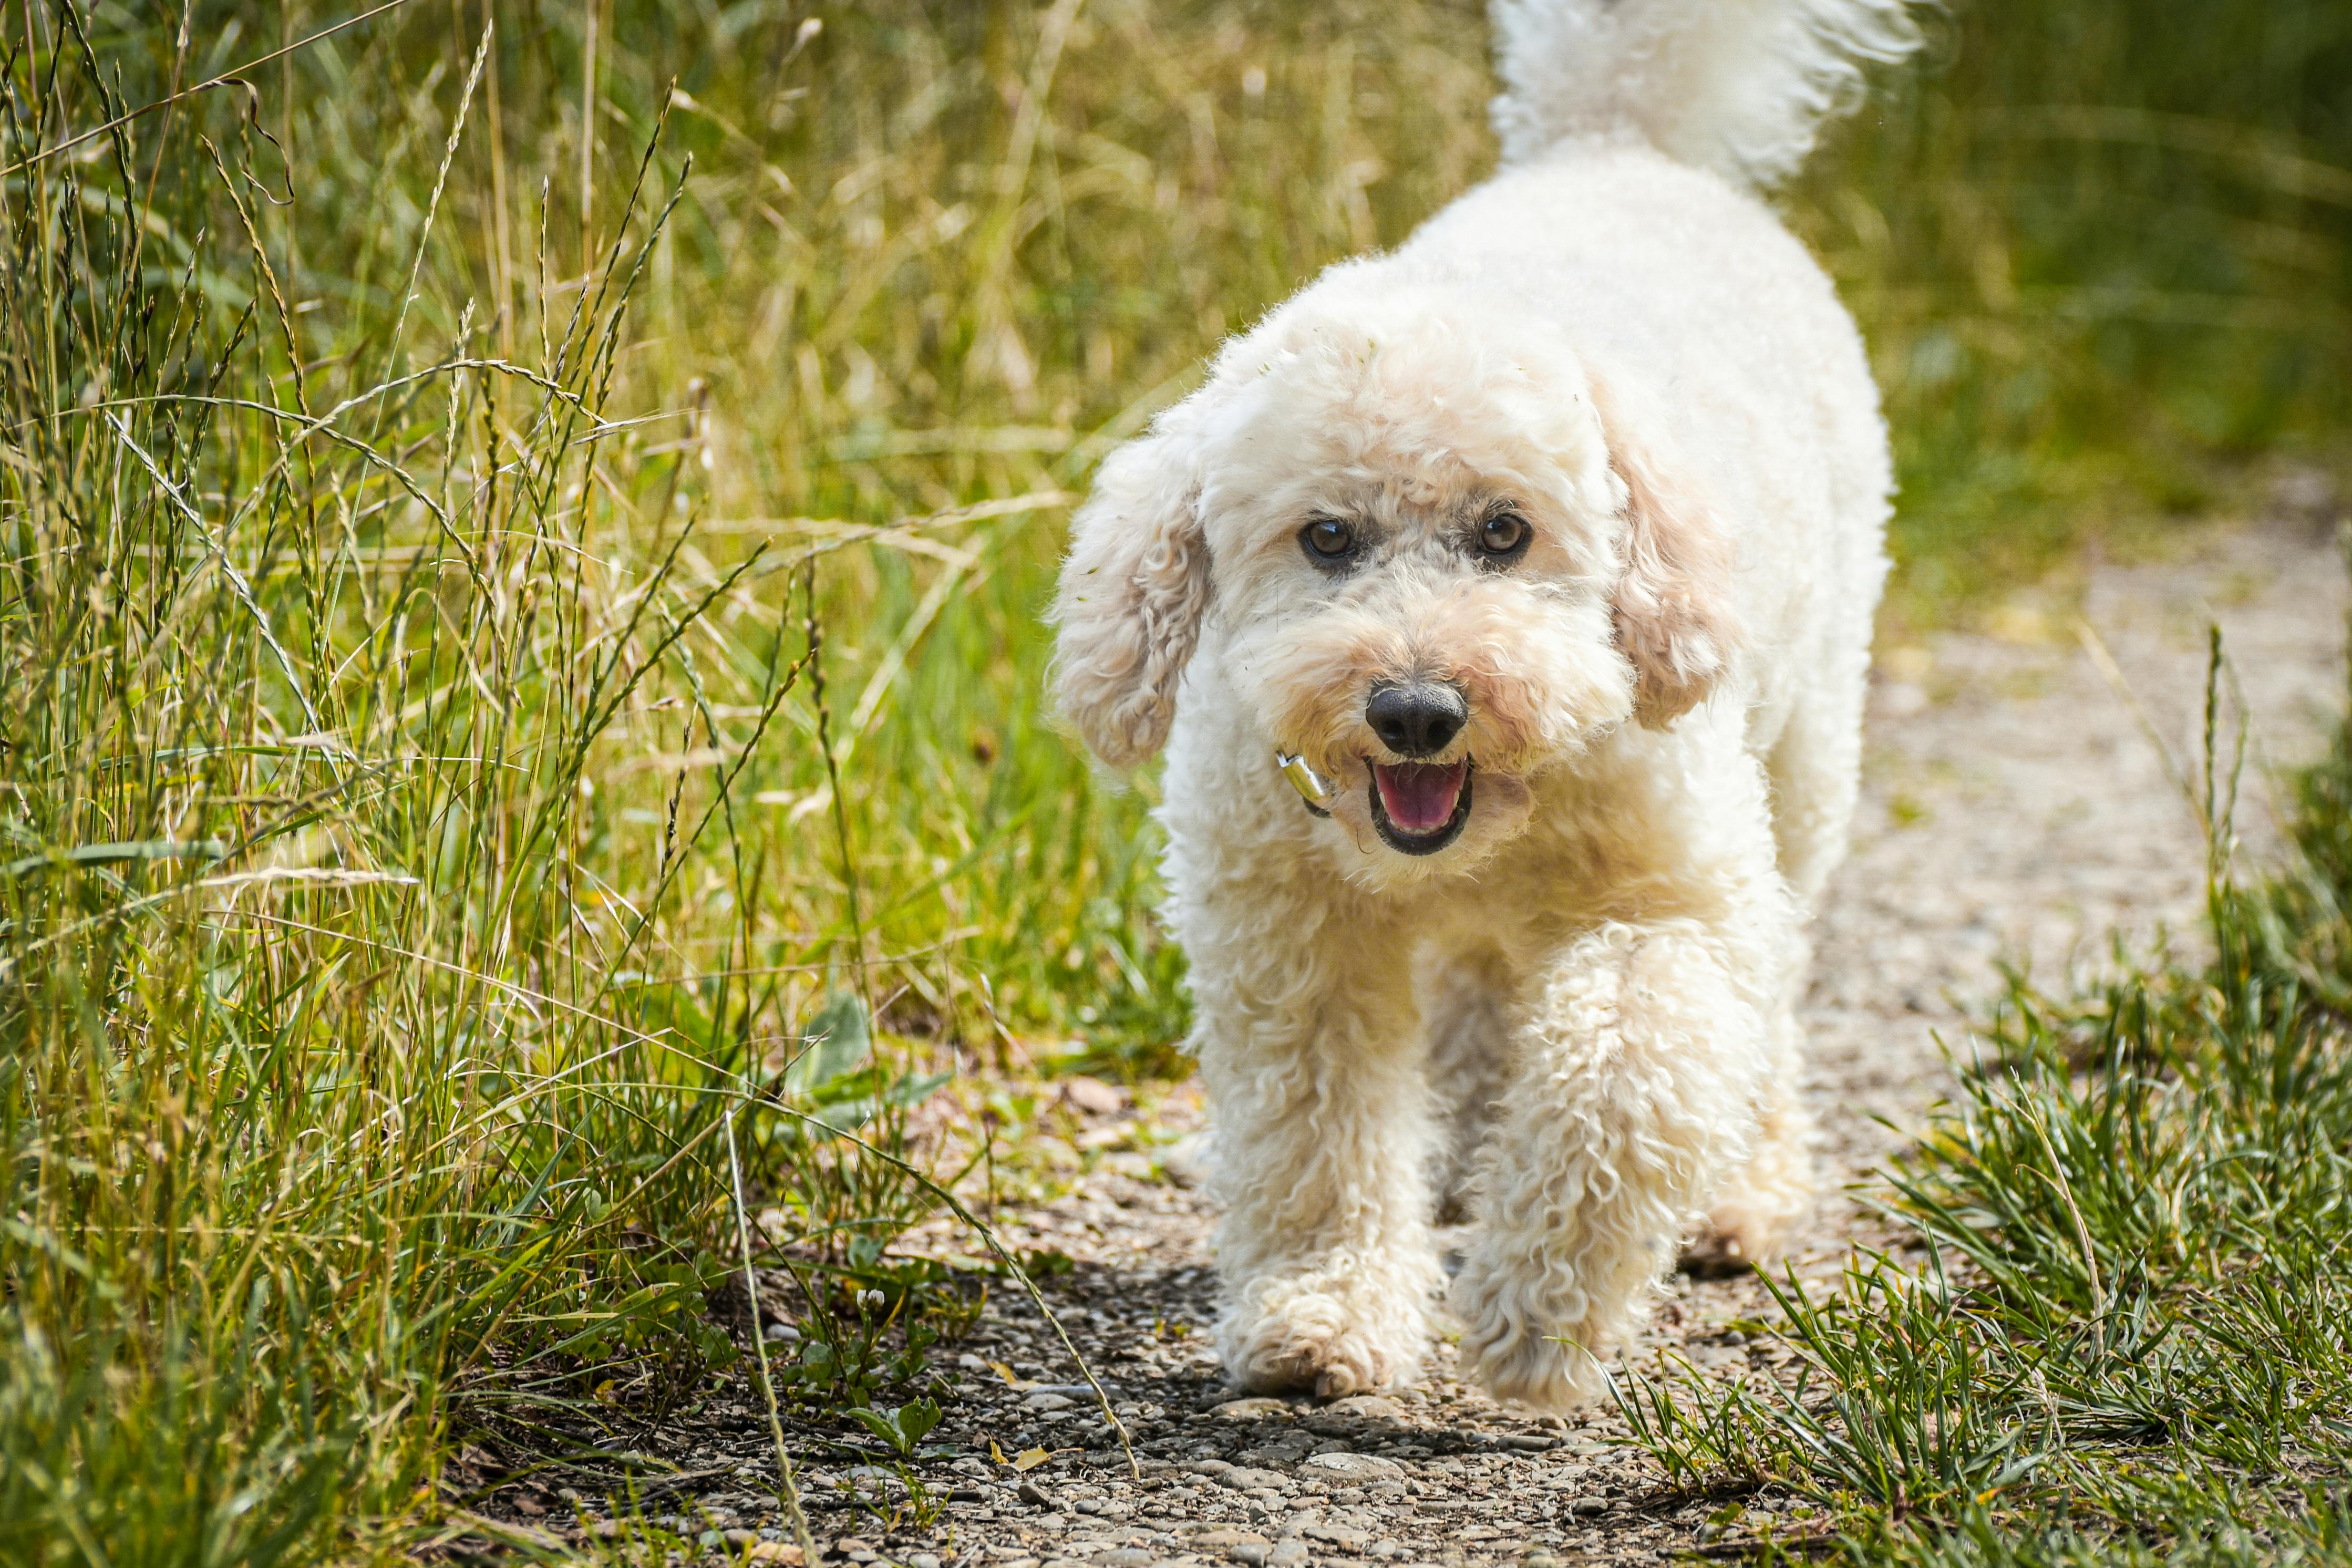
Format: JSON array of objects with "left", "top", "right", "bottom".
[{"left": 1053, "top": 0, "right": 1922, "bottom": 1408}]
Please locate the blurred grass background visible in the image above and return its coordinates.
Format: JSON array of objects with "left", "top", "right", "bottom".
[
  {"left": 251, "top": 0, "right": 2352, "bottom": 1057},
  {"left": 2, "top": 0, "right": 2348, "bottom": 1558}
]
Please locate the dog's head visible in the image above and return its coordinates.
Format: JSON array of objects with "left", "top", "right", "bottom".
[{"left": 1053, "top": 284, "right": 1737, "bottom": 880}]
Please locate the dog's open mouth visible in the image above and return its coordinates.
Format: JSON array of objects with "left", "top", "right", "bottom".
[{"left": 1369, "top": 758, "right": 1473, "bottom": 855}]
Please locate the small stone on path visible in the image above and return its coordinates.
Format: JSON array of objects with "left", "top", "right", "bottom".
[
  {"left": 1299, "top": 1452, "right": 1404, "bottom": 1479},
  {"left": 1210, "top": 1398, "right": 1294, "bottom": 1421},
  {"left": 1318, "top": 1395, "right": 1406, "bottom": 1421}
]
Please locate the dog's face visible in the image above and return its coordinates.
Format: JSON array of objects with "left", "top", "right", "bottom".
[{"left": 1054, "top": 290, "right": 1736, "bottom": 883}]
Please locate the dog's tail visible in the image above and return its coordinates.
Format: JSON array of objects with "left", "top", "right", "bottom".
[{"left": 1489, "top": 0, "right": 1924, "bottom": 189}]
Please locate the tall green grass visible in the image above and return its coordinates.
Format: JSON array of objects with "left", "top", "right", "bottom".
[
  {"left": 0, "top": 11, "right": 948, "bottom": 1560},
  {"left": 3, "top": 1, "right": 2349, "bottom": 1561}
]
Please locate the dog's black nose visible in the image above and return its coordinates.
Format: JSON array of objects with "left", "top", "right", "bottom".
[{"left": 1366, "top": 681, "right": 1468, "bottom": 758}]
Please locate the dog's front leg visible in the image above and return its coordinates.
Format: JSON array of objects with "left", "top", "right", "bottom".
[
  {"left": 1189, "top": 902, "right": 1440, "bottom": 1398},
  {"left": 1452, "top": 915, "right": 1775, "bottom": 1407}
]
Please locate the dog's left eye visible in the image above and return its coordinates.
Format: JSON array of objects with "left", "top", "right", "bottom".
[
  {"left": 1477, "top": 511, "right": 1532, "bottom": 559},
  {"left": 1301, "top": 517, "right": 1358, "bottom": 562}
]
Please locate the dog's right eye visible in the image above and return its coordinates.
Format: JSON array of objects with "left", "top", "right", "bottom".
[{"left": 1300, "top": 518, "right": 1358, "bottom": 563}]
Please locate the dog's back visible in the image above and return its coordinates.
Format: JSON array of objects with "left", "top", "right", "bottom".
[
  {"left": 1385, "top": 0, "right": 1921, "bottom": 875},
  {"left": 1438, "top": 0, "right": 1923, "bottom": 519}
]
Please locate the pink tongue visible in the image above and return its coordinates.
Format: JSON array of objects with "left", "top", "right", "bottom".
[{"left": 1375, "top": 760, "right": 1468, "bottom": 834}]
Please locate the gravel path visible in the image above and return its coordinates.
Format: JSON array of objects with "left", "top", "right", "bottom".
[{"left": 496, "top": 509, "right": 2347, "bottom": 1564}]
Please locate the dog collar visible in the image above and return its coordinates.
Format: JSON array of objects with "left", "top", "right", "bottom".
[{"left": 1274, "top": 750, "right": 1336, "bottom": 819}]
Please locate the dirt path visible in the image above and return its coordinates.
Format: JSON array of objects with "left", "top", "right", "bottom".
[{"left": 523, "top": 510, "right": 2345, "bottom": 1564}]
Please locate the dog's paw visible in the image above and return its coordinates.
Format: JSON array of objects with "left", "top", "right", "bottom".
[
  {"left": 1454, "top": 1299, "right": 1607, "bottom": 1410},
  {"left": 1677, "top": 1226, "right": 1758, "bottom": 1278},
  {"left": 1225, "top": 1291, "right": 1419, "bottom": 1398},
  {"left": 1450, "top": 1246, "right": 1632, "bottom": 1410},
  {"left": 1465, "top": 1332, "right": 1602, "bottom": 1410},
  {"left": 1696, "top": 1154, "right": 1813, "bottom": 1271}
]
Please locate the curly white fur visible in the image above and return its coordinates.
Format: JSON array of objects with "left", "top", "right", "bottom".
[{"left": 1051, "top": 0, "right": 1912, "bottom": 1406}]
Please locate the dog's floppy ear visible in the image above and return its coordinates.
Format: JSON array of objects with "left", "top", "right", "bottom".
[
  {"left": 1051, "top": 417, "right": 1213, "bottom": 767},
  {"left": 1588, "top": 375, "right": 1739, "bottom": 727}
]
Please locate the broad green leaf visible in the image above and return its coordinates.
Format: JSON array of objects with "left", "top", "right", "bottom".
[{"left": 895, "top": 1398, "right": 942, "bottom": 1445}]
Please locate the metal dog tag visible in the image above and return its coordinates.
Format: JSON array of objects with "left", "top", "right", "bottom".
[{"left": 1274, "top": 750, "right": 1336, "bottom": 818}]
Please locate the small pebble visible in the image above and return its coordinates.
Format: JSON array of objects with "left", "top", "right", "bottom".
[{"left": 1211, "top": 1397, "right": 1294, "bottom": 1421}]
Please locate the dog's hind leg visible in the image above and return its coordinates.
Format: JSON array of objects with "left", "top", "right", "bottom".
[
  {"left": 1763, "top": 637, "right": 1870, "bottom": 909},
  {"left": 1680, "top": 654, "right": 1870, "bottom": 1267},
  {"left": 1422, "top": 946, "right": 1516, "bottom": 1225}
]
